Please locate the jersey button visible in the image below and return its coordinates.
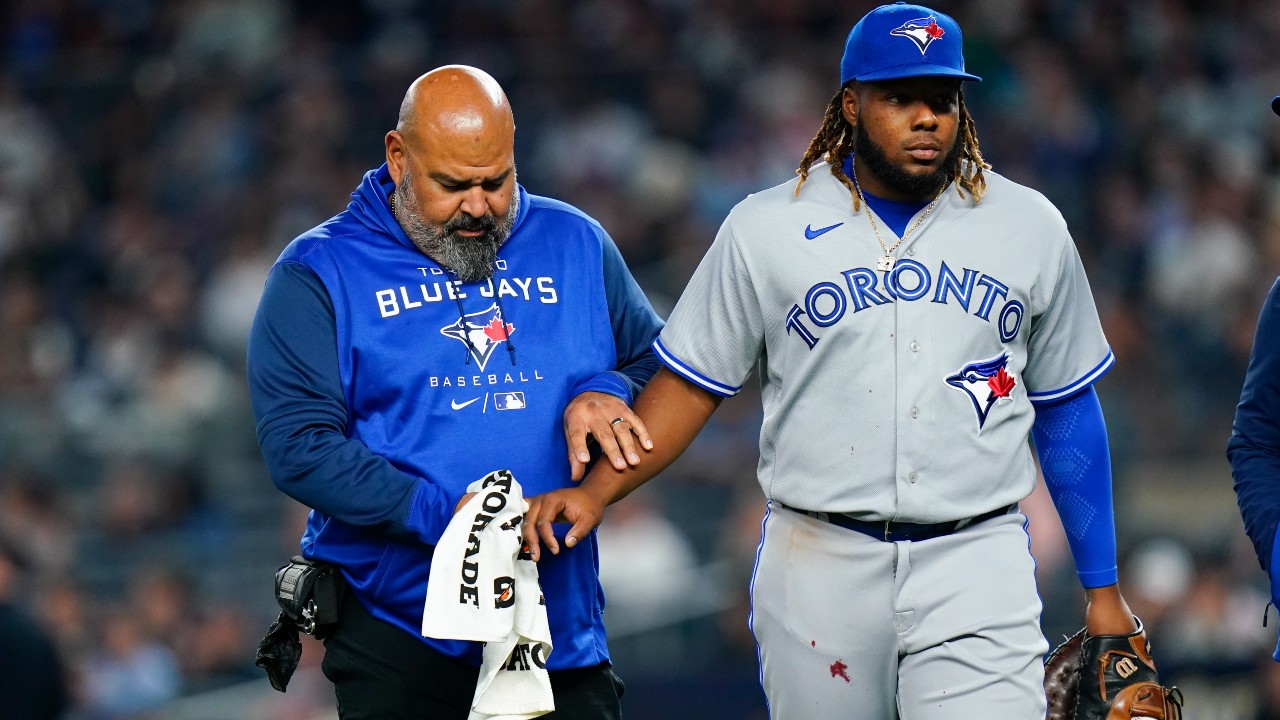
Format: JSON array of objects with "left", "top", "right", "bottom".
[
  {"left": 908, "top": 471, "right": 919, "bottom": 483},
  {"left": 910, "top": 407, "right": 919, "bottom": 419},
  {"left": 907, "top": 248, "right": 915, "bottom": 256},
  {"left": 910, "top": 341, "right": 920, "bottom": 352}
]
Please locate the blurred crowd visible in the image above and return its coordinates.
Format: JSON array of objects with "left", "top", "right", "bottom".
[{"left": 3, "top": 0, "right": 1280, "bottom": 718}]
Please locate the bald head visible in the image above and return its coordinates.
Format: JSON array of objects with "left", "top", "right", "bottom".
[{"left": 396, "top": 65, "right": 513, "bottom": 150}]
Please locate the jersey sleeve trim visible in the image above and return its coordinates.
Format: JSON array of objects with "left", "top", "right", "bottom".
[
  {"left": 1027, "top": 349, "right": 1115, "bottom": 404},
  {"left": 653, "top": 338, "right": 740, "bottom": 397}
]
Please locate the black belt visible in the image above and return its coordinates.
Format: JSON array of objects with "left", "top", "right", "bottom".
[{"left": 773, "top": 502, "right": 1016, "bottom": 542}]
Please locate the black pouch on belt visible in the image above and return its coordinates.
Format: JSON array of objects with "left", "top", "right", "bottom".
[
  {"left": 274, "top": 555, "right": 345, "bottom": 636},
  {"left": 255, "top": 556, "right": 346, "bottom": 692}
]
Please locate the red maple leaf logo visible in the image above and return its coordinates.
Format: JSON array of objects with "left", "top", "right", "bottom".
[
  {"left": 925, "top": 20, "right": 945, "bottom": 39},
  {"left": 987, "top": 367, "right": 1015, "bottom": 398},
  {"left": 483, "top": 317, "right": 513, "bottom": 341}
]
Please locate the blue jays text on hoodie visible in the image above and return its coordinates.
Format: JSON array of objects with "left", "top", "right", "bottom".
[
  {"left": 246, "top": 164, "right": 664, "bottom": 670},
  {"left": 1228, "top": 276, "right": 1280, "bottom": 660}
]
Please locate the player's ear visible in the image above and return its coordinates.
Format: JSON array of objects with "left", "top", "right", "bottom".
[
  {"left": 386, "top": 131, "right": 407, "bottom": 185},
  {"left": 840, "top": 84, "right": 859, "bottom": 127}
]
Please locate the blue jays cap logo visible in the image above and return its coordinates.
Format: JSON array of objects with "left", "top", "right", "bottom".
[
  {"left": 890, "top": 16, "right": 946, "bottom": 54},
  {"left": 440, "top": 302, "right": 515, "bottom": 370},
  {"left": 945, "top": 352, "right": 1017, "bottom": 431}
]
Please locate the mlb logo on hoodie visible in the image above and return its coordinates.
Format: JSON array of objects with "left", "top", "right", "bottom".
[{"left": 494, "top": 392, "right": 526, "bottom": 410}]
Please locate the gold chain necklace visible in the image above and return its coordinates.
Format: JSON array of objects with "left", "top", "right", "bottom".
[{"left": 850, "top": 162, "right": 945, "bottom": 271}]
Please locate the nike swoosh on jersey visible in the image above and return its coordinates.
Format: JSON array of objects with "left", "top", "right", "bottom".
[
  {"left": 804, "top": 222, "right": 843, "bottom": 240},
  {"left": 451, "top": 397, "right": 481, "bottom": 410}
]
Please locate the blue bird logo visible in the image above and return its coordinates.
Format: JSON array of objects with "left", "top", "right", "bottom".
[
  {"left": 890, "top": 16, "right": 946, "bottom": 54},
  {"left": 945, "top": 353, "right": 1017, "bottom": 431},
  {"left": 440, "top": 303, "right": 514, "bottom": 370}
]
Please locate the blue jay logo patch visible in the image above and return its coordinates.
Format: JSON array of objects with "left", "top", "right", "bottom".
[
  {"left": 891, "top": 16, "right": 946, "bottom": 54},
  {"left": 946, "top": 353, "right": 1017, "bottom": 431},
  {"left": 440, "top": 303, "right": 514, "bottom": 370}
]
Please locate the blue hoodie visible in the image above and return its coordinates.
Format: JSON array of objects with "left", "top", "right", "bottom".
[
  {"left": 247, "top": 164, "right": 663, "bottom": 669},
  {"left": 1228, "top": 276, "right": 1280, "bottom": 660}
]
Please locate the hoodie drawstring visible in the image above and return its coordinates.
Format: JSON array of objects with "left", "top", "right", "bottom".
[
  {"left": 451, "top": 286, "right": 478, "bottom": 366},
  {"left": 493, "top": 292, "right": 517, "bottom": 365},
  {"left": 450, "top": 277, "right": 517, "bottom": 367}
]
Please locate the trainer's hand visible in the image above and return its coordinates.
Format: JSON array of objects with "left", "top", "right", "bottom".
[
  {"left": 522, "top": 486, "right": 608, "bottom": 561},
  {"left": 563, "top": 391, "right": 653, "bottom": 481}
]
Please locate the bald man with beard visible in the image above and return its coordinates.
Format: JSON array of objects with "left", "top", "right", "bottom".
[{"left": 247, "top": 66, "right": 662, "bottom": 719}]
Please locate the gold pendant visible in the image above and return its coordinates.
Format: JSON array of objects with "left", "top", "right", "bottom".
[{"left": 877, "top": 255, "right": 895, "bottom": 272}]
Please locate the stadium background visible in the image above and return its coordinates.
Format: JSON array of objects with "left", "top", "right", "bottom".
[{"left": 1, "top": 0, "right": 1279, "bottom": 717}]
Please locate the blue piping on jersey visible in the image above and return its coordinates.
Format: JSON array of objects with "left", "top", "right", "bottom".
[
  {"left": 749, "top": 502, "right": 774, "bottom": 718},
  {"left": 653, "top": 338, "right": 741, "bottom": 396},
  {"left": 1028, "top": 350, "right": 1115, "bottom": 403},
  {"left": 1018, "top": 512, "right": 1049, "bottom": 662}
]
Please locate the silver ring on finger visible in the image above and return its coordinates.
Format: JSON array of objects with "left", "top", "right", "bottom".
[{"left": 610, "top": 417, "right": 625, "bottom": 427}]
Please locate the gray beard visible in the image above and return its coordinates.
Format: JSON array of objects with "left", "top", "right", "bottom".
[{"left": 393, "top": 171, "right": 519, "bottom": 283}]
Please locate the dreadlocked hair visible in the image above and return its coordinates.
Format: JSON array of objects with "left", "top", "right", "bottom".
[
  {"left": 795, "top": 89, "right": 859, "bottom": 207},
  {"left": 794, "top": 86, "right": 991, "bottom": 211}
]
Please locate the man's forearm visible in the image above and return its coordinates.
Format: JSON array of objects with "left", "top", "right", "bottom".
[{"left": 580, "top": 367, "right": 723, "bottom": 504}]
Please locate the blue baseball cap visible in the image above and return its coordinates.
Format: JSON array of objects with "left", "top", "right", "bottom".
[
  {"left": 841, "top": 2, "right": 981, "bottom": 85},
  {"left": 1272, "top": 96, "right": 1280, "bottom": 116}
]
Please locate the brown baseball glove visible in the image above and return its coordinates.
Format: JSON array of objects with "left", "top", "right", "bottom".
[{"left": 1044, "top": 620, "right": 1182, "bottom": 720}]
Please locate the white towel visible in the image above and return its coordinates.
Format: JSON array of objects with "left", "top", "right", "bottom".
[{"left": 422, "top": 470, "right": 554, "bottom": 720}]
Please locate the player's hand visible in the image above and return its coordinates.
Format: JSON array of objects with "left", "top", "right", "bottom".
[
  {"left": 522, "top": 486, "right": 608, "bottom": 562},
  {"left": 1084, "top": 583, "right": 1139, "bottom": 636},
  {"left": 563, "top": 391, "right": 653, "bottom": 481}
]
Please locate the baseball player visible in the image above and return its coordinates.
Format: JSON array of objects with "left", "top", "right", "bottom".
[
  {"left": 1227, "top": 94, "right": 1280, "bottom": 663},
  {"left": 524, "top": 4, "right": 1148, "bottom": 718}
]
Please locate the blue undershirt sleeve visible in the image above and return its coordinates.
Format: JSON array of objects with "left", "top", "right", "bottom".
[
  {"left": 568, "top": 232, "right": 664, "bottom": 403},
  {"left": 246, "top": 262, "right": 458, "bottom": 546},
  {"left": 1030, "top": 385, "right": 1119, "bottom": 588}
]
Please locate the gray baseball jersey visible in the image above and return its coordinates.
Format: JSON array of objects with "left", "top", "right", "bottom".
[{"left": 654, "top": 162, "right": 1112, "bottom": 523}]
